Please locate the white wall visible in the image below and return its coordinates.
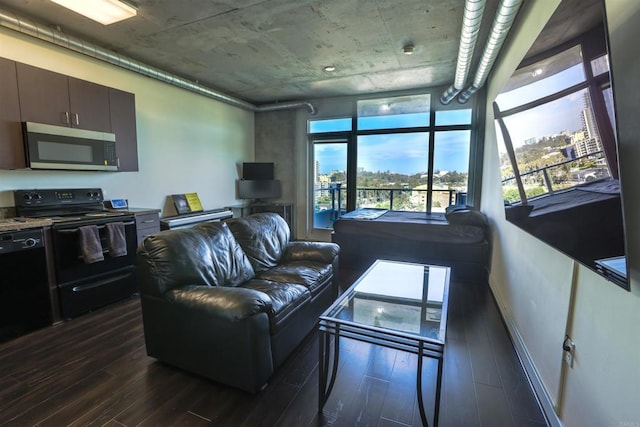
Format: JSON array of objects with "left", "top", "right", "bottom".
[
  {"left": 483, "top": 0, "right": 640, "bottom": 425},
  {"left": 0, "top": 28, "right": 254, "bottom": 214}
]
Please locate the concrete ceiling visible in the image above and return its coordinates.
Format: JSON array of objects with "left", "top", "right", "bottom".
[{"left": 0, "top": 0, "right": 604, "bottom": 105}]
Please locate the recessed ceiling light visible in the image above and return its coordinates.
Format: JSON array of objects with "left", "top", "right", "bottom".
[
  {"left": 50, "top": 0, "right": 138, "bottom": 25},
  {"left": 402, "top": 44, "right": 415, "bottom": 55},
  {"left": 323, "top": 65, "right": 336, "bottom": 72}
]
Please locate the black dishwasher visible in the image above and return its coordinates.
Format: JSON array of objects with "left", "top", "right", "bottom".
[{"left": 0, "top": 228, "right": 51, "bottom": 343}]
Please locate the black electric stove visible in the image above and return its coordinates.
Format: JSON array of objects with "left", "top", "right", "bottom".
[
  {"left": 13, "top": 188, "right": 138, "bottom": 319},
  {"left": 14, "top": 188, "right": 131, "bottom": 223}
]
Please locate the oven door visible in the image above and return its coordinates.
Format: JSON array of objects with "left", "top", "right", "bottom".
[
  {"left": 52, "top": 216, "right": 136, "bottom": 282},
  {"left": 52, "top": 216, "right": 138, "bottom": 318}
]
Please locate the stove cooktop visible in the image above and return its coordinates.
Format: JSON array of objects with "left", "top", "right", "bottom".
[{"left": 13, "top": 188, "right": 129, "bottom": 220}]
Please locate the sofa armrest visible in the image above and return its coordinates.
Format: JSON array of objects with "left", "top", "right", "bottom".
[
  {"left": 165, "top": 285, "right": 272, "bottom": 322},
  {"left": 283, "top": 241, "right": 340, "bottom": 263}
]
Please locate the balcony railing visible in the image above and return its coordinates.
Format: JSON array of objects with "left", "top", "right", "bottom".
[
  {"left": 500, "top": 150, "right": 610, "bottom": 204},
  {"left": 313, "top": 185, "right": 467, "bottom": 228}
]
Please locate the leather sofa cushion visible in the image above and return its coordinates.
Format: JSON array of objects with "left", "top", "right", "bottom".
[
  {"left": 282, "top": 241, "right": 340, "bottom": 264},
  {"left": 137, "top": 222, "right": 254, "bottom": 296},
  {"left": 226, "top": 213, "right": 290, "bottom": 272},
  {"left": 166, "top": 285, "right": 271, "bottom": 322},
  {"left": 256, "top": 261, "right": 333, "bottom": 298},
  {"left": 241, "top": 280, "right": 310, "bottom": 334}
]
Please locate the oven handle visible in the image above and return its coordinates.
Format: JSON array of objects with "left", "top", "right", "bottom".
[
  {"left": 57, "top": 221, "right": 136, "bottom": 234},
  {"left": 71, "top": 272, "right": 134, "bottom": 292}
]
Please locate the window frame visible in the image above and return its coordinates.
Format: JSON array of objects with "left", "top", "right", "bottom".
[
  {"left": 493, "top": 31, "right": 618, "bottom": 204},
  {"left": 308, "top": 90, "right": 482, "bottom": 230}
]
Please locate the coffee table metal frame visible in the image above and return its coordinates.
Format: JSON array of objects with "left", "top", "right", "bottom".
[{"left": 318, "top": 259, "right": 450, "bottom": 427}]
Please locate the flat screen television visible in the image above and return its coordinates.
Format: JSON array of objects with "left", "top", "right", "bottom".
[
  {"left": 237, "top": 179, "right": 281, "bottom": 201},
  {"left": 242, "top": 162, "right": 274, "bottom": 180}
]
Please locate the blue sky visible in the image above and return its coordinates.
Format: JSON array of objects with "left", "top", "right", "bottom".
[
  {"left": 312, "top": 109, "right": 472, "bottom": 175},
  {"left": 495, "top": 63, "right": 587, "bottom": 149},
  {"left": 315, "top": 130, "right": 470, "bottom": 175}
]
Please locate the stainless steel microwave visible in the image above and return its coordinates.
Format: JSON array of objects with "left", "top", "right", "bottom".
[{"left": 23, "top": 122, "right": 118, "bottom": 171}]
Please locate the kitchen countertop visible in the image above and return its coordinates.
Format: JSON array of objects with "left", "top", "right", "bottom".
[
  {"left": 0, "top": 207, "right": 161, "bottom": 232},
  {"left": 0, "top": 217, "right": 53, "bottom": 232}
]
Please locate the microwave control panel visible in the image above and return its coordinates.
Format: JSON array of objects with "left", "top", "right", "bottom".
[{"left": 105, "top": 141, "right": 117, "bottom": 166}]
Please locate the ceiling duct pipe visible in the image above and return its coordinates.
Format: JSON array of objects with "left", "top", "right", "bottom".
[
  {"left": 0, "top": 8, "right": 316, "bottom": 115},
  {"left": 256, "top": 101, "right": 317, "bottom": 115},
  {"left": 440, "top": 0, "right": 487, "bottom": 105},
  {"left": 457, "top": 0, "right": 523, "bottom": 103}
]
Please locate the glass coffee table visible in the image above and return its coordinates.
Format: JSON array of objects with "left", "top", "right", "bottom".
[{"left": 318, "top": 259, "right": 450, "bottom": 427}]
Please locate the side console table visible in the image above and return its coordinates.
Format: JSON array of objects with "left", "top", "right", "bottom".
[{"left": 228, "top": 202, "right": 294, "bottom": 232}]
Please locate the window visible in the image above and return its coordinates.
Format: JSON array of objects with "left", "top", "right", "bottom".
[
  {"left": 590, "top": 54, "right": 610, "bottom": 77},
  {"left": 435, "top": 109, "right": 472, "bottom": 126},
  {"left": 495, "top": 45, "right": 585, "bottom": 111},
  {"left": 356, "top": 132, "right": 429, "bottom": 211},
  {"left": 494, "top": 42, "right": 618, "bottom": 205},
  {"left": 433, "top": 130, "right": 470, "bottom": 210},
  {"left": 309, "top": 93, "right": 475, "bottom": 229},
  {"left": 313, "top": 139, "right": 349, "bottom": 228},
  {"left": 357, "top": 95, "right": 430, "bottom": 130},
  {"left": 309, "top": 118, "right": 352, "bottom": 133}
]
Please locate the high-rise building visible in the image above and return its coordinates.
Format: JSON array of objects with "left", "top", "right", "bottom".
[{"left": 580, "top": 92, "right": 603, "bottom": 154}]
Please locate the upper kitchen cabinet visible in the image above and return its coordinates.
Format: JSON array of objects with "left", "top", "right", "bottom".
[
  {"left": 0, "top": 58, "right": 25, "bottom": 169},
  {"left": 16, "top": 63, "right": 111, "bottom": 132},
  {"left": 1, "top": 60, "right": 138, "bottom": 171},
  {"left": 68, "top": 78, "right": 111, "bottom": 132},
  {"left": 109, "top": 88, "right": 139, "bottom": 172}
]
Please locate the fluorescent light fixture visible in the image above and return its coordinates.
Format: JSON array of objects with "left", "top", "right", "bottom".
[
  {"left": 323, "top": 65, "right": 336, "bottom": 72},
  {"left": 51, "top": 0, "right": 137, "bottom": 25}
]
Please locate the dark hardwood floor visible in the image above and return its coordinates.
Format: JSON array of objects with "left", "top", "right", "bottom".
[{"left": 0, "top": 270, "right": 547, "bottom": 426}]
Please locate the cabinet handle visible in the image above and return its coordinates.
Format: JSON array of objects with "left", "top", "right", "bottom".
[
  {"left": 73, "top": 113, "right": 79, "bottom": 126},
  {"left": 141, "top": 220, "right": 155, "bottom": 224},
  {"left": 63, "top": 111, "right": 70, "bottom": 125}
]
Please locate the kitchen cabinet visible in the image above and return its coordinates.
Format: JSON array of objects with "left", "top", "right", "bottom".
[
  {"left": 109, "top": 88, "right": 139, "bottom": 171},
  {"left": 68, "top": 78, "right": 111, "bottom": 132},
  {"left": 16, "top": 62, "right": 111, "bottom": 132},
  {"left": 0, "top": 58, "right": 25, "bottom": 169},
  {"left": 133, "top": 211, "right": 161, "bottom": 245},
  {"left": 1, "top": 60, "right": 138, "bottom": 172}
]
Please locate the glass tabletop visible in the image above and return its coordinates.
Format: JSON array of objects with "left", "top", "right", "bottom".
[{"left": 321, "top": 259, "right": 450, "bottom": 344}]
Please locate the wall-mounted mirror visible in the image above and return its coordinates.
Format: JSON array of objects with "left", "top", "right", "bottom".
[{"left": 494, "top": 0, "right": 628, "bottom": 290}]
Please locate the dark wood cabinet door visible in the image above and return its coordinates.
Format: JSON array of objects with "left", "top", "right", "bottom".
[
  {"left": 16, "top": 63, "right": 71, "bottom": 126},
  {"left": 68, "top": 77, "right": 111, "bottom": 132},
  {"left": 109, "top": 88, "right": 138, "bottom": 171},
  {"left": 0, "top": 58, "right": 26, "bottom": 169}
]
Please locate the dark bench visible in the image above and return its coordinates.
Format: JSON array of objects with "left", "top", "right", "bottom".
[{"left": 332, "top": 209, "right": 489, "bottom": 282}]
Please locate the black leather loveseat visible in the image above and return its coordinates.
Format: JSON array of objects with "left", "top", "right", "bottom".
[{"left": 137, "top": 213, "right": 339, "bottom": 393}]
